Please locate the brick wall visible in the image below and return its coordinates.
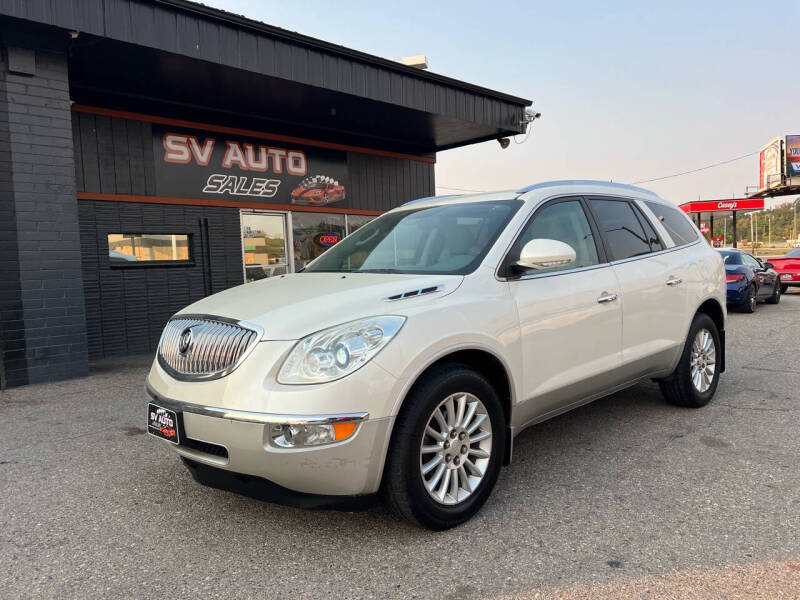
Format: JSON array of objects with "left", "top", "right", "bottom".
[{"left": 0, "top": 46, "right": 88, "bottom": 386}]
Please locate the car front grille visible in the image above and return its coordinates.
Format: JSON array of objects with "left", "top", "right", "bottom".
[{"left": 157, "top": 315, "right": 261, "bottom": 380}]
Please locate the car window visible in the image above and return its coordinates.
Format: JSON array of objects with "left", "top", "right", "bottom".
[
  {"left": 787, "top": 249, "right": 800, "bottom": 257},
  {"left": 588, "top": 199, "right": 652, "bottom": 261},
  {"left": 643, "top": 201, "right": 699, "bottom": 246},
  {"left": 633, "top": 204, "right": 664, "bottom": 252},
  {"left": 718, "top": 251, "right": 740, "bottom": 264},
  {"left": 506, "top": 199, "right": 600, "bottom": 275},
  {"left": 743, "top": 254, "right": 761, "bottom": 268},
  {"left": 305, "top": 200, "right": 522, "bottom": 275}
]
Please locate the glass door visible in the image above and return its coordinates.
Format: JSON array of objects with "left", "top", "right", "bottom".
[{"left": 240, "top": 212, "right": 289, "bottom": 282}]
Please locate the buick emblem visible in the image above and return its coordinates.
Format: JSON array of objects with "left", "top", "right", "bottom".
[{"left": 178, "top": 327, "right": 194, "bottom": 354}]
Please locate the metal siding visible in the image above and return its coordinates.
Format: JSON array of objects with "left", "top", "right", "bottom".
[
  {"left": 111, "top": 116, "right": 132, "bottom": 194},
  {"left": 176, "top": 12, "right": 201, "bottom": 57},
  {"left": 197, "top": 19, "right": 221, "bottom": 63},
  {"left": 104, "top": 0, "right": 134, "bottom": 43},
  {"left": 152, "top": 4, "right": 179, "bottom": 54},
  {"left": 257, "top": 35, "right": 277, "bottom": 77},
  {"left": 95, "top": 116, "right": 117, "bottom": 194},
  {"left": 0, "top": 0, "right": 527, "bottom": 133},
  {"left": 129, "top": 2, "right": 158, "bottom": 47}
]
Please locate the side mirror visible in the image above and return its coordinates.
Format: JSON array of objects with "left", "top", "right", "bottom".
[
  {"left": 764, "top": 262, "right": 774, "bottom": 270},
  {"left": 517, "top": 239, "right": 577, "bottom": 270}
]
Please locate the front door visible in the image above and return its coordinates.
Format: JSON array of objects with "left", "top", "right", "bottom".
[
  {"left": 241, "top": 212, "right": 290, "bottom": 282},
  {"left": 505, "top": 198, "right": 623, "bottom": 425}
]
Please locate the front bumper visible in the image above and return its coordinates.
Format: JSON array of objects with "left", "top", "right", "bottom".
[{"left": 147, "top": 383, "right": 393, "bottom": 496}]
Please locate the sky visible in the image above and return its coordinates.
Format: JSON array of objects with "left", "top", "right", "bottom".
[{"left": 202, "top": 0, "right": 799, "bottom": 207}]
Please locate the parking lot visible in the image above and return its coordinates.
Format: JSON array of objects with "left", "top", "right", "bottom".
[{"left": 2, "top": 292, "right": 799, "bottom": 599}]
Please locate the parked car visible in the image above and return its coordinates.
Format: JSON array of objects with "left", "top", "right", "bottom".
[
  {"left": 146, "top": 181, "right": 726, "bottom": 529},
  {"left": 718, "top": 248, "right": 781, "bottom": 312},
  {"left": 765, "top": 248, "right": 800, "bottom": 293}
]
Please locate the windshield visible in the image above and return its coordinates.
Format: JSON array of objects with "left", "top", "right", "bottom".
[
  {"left": 305, "top": 200, "right": 522, "bottom": 275},
  {"left": 718, "top": 250, "right": 740, "bottom": 265},
  {"left": 787, "top": 248, "right": 800, "bottom": 258}
]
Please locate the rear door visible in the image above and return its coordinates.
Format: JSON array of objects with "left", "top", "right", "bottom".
[
  {"left": 503, "top": 197, "right": 623, "bottom": 424},
  {"left": 587, "top": 197, "right": 690, "bottom": 380}
]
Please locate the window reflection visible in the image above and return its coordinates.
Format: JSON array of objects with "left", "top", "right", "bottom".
[{"left": 108, "top": 234, "right": 190, "bottom": 263}]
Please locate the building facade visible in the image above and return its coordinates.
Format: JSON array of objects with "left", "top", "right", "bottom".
[{"left": 0, "top": 0, "right": 530, "bottom": 387}]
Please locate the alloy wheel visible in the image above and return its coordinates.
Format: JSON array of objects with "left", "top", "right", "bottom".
[
  {"left": 690, "top": 328, "right": 716, "bottom": 393},
  {"left": 419, "top": 393, "right": 492, "bottom": 505}
]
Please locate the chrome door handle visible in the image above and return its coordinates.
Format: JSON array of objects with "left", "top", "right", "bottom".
[
  {"left": 666, "top": 276, "right": 682, "bottom": 286},
  {"left": 597, "top": 292, "right": 618, "bottom": 304}
]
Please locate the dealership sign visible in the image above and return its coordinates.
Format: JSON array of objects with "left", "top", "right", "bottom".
[
  {"left": 679, "top": 198, "right": 765, "bottom": 213},
  {"left": 153, "top": 126, "right": 349, "bottom": 207}
]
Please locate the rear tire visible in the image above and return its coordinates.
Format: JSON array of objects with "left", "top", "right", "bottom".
[
  {"left": 766, "top": 281, "right": 781, "bottom": 304},
  {"left": 659, "top": 312, "right": 721, "bottom": 408},
  {"left": 381, "top": 364, "right": 506, "bottom": 530},
  {"left": 740, "top": 284, "right": 756, "bottom": 313}
]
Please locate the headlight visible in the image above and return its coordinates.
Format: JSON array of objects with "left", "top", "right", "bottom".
[{"left": 277, "top": 316, "right": 406, "bottom": 384}]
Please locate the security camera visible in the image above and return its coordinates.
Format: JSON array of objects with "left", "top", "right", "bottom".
[{"left": 497, "top": 137, "right": 511, "bottom": 149}]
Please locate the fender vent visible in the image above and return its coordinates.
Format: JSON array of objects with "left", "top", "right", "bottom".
[{"left": 384, "top": 284, "right": 444, "bottom": 301}]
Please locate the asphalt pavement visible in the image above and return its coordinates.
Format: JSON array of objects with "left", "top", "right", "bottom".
[{"left": 2, "top": 291, "right": 799, "bottom": 599}]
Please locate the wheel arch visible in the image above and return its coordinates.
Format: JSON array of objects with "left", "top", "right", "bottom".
[
  {"left": 694, "top": 296, "right": 725, "bottom": 373},
  {"left": 382, "top": 346, "right": 516, "bottom": 489}
]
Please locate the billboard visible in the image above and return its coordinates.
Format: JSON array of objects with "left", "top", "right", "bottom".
[
  {"left": 152, "top": 126, "right": 349, "bottom": 207},
  {"left": 758, "top": 136, "right": 782, "bottom": 192},
  {"left": 786, "top": 135, "right": 800, "bottom": 180}
]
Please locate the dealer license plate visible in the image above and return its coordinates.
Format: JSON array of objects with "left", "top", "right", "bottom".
[
  {"left": 780, "top": 273, "right": 792, "bottom": 280},
  {"left": 147, "top": 403, "right": 180, "bottom": 444}
]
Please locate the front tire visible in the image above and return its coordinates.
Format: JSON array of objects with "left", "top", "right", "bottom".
[
  {"left": 766, "top": 281, "right": 781, "bottom": 304},
  {"left": 381, "top": 365, "right": 506, "bottom": 530},
  {"left": 780, "top": 283, "right": 789, "bottom": 294},
  {"left": 659, "top": 313, "right": 721, "bottom": 408}
]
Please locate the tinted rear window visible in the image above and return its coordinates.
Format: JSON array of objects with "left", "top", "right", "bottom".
[
  {"left": 718, "top": 251, "right": 741, "bottom": 264},
  {"left": 588, "top": 199, "right": 652, "bottom": 261},
  {"left": 644, "top": 201, "right": 699, "bottom": 246}
]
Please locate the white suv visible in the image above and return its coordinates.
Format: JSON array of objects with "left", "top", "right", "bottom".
[{"left": 146, "top": 181, "right": 726, "bottom": 529}]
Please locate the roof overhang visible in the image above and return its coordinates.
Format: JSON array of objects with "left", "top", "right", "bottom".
[{"left": 0, "top": 0, "right": 532, "bottom": 154}]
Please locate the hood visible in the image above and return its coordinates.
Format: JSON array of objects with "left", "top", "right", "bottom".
[{"left": 176, "top": 272, "right": 464, "bottom": 340}]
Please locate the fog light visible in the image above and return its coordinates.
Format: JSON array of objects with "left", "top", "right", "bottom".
[{"left": 270, "top": 420, "right": 359, "bottom": 448}]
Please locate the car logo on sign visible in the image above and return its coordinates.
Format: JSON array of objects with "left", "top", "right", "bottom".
[{"left": 178, "top": 327, "right": 193, "bottom": 354}]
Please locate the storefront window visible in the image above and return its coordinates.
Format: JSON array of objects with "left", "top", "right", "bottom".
[
  {"left": 108, "top": 233, "right": 191, "bottom": 264},
  {"left": 241, "top": 213, "right": 288, "bottom": 282},
  {"left": 346, "top": 214, "right": 375, "bottom": 235},
  {"left": 292, "top": 212, "right": 346, "bottom": 271}
]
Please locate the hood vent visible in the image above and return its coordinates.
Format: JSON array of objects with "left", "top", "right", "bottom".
[{"left": 384, "top": 284, "right": 444, "bottom": 302}]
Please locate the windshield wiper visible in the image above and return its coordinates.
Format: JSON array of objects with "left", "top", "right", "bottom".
[{"left": 354, "top": 268, "right": 401, "bottom": 274}]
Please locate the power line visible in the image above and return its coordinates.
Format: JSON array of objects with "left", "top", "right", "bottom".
[
  {"left": 436, "top": 150, "right": 760, "bottom": 193},
  {"left": 630, "top": 151, "right": 758, "bottom": 184}
]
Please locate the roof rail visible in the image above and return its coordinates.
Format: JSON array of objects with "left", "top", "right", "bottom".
[
  {"left": 402, "top": 194, "right": 460, "bottom": 206},
  {"left": 515, "top": 180, "right": 659, "bottom": 197}
]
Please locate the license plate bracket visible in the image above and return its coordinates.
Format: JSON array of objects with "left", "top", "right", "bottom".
[{"left": 147, "top": 403, "right": 181, "bottom": 444}]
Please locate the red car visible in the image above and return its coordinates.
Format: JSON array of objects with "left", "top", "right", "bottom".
[
  {"left": 290, "top": 177, "right": 346, "bottom": 205},
  {"left": 766, "top": 248, "right": 800, "bottom": 293}
]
